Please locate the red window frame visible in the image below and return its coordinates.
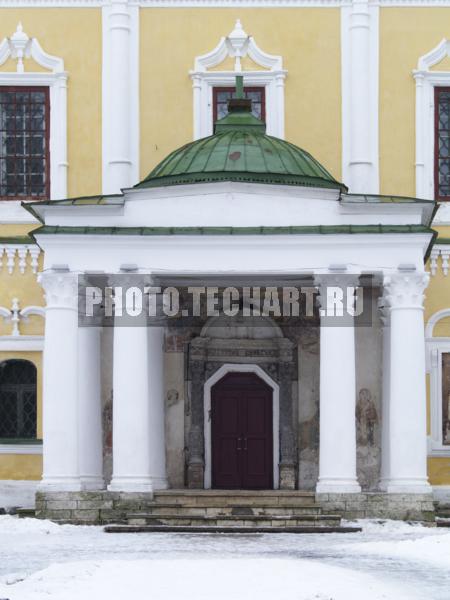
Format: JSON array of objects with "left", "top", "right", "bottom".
[
  {"left": 0, "top": 86, "right": 50, "bottom": 201},
  {"left": 212, "top": 86, "right": 266, "bottom": 124}
]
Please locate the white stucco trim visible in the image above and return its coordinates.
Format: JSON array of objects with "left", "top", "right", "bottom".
[
  {"left": 0, "top": 336, "right": 44, "bottom": 351},
  {"left": 426, "top": 309, "right": 450, "bottom": 456},
  {"left": 203, "top": 363, "right": 280, "bottom": 490},
  {"left": 341, "top": 0, "right": 379, "bottom": 193},
  {"left": 0, "top": 443, "right": 42, "bottom": 455},
  {"left": 433, "top": 485, "right": 450, "bottom": 503},
  {"left": 190, "top": 20, "right": 286, "bottom": 140},
  {"left": 0, "top": 201, "right": 39, "bottom": 224},
  {"left": 0, "top": 25, "right": 68, "bottom": 200},
  {"left": 0, "top": 0, "right": 450, "bottom": 6},
  {"left": 414, "top": 39, "right": 450, "bottom": 224},
  {"left": 0, "top": 480, "right": 38, "bottom": 509}
]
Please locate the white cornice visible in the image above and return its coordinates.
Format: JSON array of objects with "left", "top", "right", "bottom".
[{"left": 1, "top": 0, "right": 450, "bottom": 6}]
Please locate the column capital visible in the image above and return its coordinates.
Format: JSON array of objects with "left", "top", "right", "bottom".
[
  {"left": 38, "top": 271, "right": 79, "bottom": 310},
  {"left": 383, "top": 271, "right": 429, "bottom": 311}
]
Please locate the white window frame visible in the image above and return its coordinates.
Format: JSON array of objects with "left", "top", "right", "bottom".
[
  {"left": 190, "top": 20, "right": 286, "bottom": 140},
  {"left": 0, "top": 24, "right": 68, "bottom": 201},
  {"left": 414, "top": 39, "right": 450, "bottom": 224},
  {"left": 426, "top": 309, "right": 450, "bottom": 456}
]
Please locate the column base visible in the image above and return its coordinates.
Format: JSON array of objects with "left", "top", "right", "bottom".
[
  {"left": 38, "top": 476, "right": 84, "bottom": 492},
  {"left": 149, "top": 476, "right": 169, "bottom": 491},
  {"left": 107, "top": 477, "right": 154, "bottom": 493},
  {"left": 386, "top": 478, "right": 432, "bottom": 494},
  {"left": 316, "top": 478, "right": 361, "bottom": 494},
  {"left": 378, "top": 478, "right": 390, "bottom": 492},
  {"left": 79, "top": 476, "right": 105, "bottom": 491}
]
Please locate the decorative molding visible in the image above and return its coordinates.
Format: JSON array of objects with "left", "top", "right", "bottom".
[
  {"left": 426, "top": 316, "right": 450, "bottom": 456},
  {"left": 430, "top": 245, "right": 450, "bottom": 276},
  {"left": 2, "top": 0, "right": 450, "bottom": 6},
  {"left": 0, "top": 443, "right": 42, "bottom": 455},
  {"left": 0, "top": 244, "right": 41, "bottom": 275},
  {"left": 383, "top": 271, "right": 430, "bottom": 310},
  {"left": 102, "top": 1, "right": 139, "bottom": 194},
  {"left": 38, "top": 271, "right": 79, "bottom": 310},
  {"left": 426, "top": 308, "right": 450, "bottom": 338},
  {"left": 0, "top": 24, "right": 68, "bottom": 200},
  {"left": 0, "top": 335, "right": 44, "bottom": 351},
  {"left": 0, "top": 298, "right": 44, "bottom": 336},
  {"left": 341, "top": 0, "right": 379, "bottom": 193},
  {"left": 413, "top": 39, "right": 450, "bottom": 215},
  {"left": 190, "top": 19, "right": 286, "bottom": 139}
]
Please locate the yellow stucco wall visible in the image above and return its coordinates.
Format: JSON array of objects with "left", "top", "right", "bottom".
[
  {"left": 0, "top": 455, "right": 42, "bottom": 480},
  {"left": 139, "top": 8, "right": 342, "bottom": 182},
  {"left": 0, "top": 10, "right": 102, "bottom": 198},
  {"left": 0, "top": 351, "right": 43, "bottom": 480},
  {"left": 379, "top": 8, "right": 450, "bottom": 196}
]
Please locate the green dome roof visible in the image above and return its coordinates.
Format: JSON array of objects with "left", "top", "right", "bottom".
[{"left": 136, "top": 80, "right": 346, "bottom": 192}]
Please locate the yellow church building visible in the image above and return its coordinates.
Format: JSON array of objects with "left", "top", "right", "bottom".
[{"left": 0, "top": 0, "right": 450, "bottom": 526}]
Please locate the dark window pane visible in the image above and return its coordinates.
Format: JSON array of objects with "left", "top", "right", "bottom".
[
  {"left": 443, "top": 354, "right": 450, "bottom": 445},
  {"left": 0, "top": 87, "right": 49, "bottom": 199},
  {"left": 213, "top": 87, "right": 266, "bottom": 124},
  {"left": 0, "top": 360, "right": 37, "bottom": 439}
]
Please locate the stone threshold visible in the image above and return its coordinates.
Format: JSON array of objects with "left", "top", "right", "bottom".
[{"left": 104, "top": 525, "right": 362, "bottom": 534}]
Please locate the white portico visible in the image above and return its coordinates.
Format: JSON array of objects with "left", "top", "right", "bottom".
[
  {"left": 29, "top": 180, "right": 435, "bottom": 498},
  {"left": 27, "top": 90, "right": 437, "bottom": 520}
]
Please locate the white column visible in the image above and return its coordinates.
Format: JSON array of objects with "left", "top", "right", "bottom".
[
  {"left": 102, "top": 0, "right": 139, "bottom": 193},
  {"left": 39, "top": 272, "right": 81, "bottom": 491},
  {"left": 147, "top": 327, "right": 168, "bottom": 489},
  {"left": 379, "top": 304, "right": 391, "bottom": 491},
  {"left": 316, "top": 277, "right": 361, "bottom": 493},
  {"left": 78, "top": 327, "right": 104, "bottom": 490},
  {"left": 383, "top": 272, "right": 431, "bottom": 493},
  {"left": 342, "top": 0, "right": 379, "bottom": 193},
  {"left": 108, "top": 319, "right": 167, "bottom": 492}
]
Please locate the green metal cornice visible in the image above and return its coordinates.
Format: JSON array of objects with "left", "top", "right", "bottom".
[{"left": 32, "top": 224, "right": 435, "bottom": 237}]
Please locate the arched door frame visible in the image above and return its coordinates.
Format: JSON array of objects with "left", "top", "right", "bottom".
[{"left": 203, "top": 363, "right": 279, "bottom": 489}]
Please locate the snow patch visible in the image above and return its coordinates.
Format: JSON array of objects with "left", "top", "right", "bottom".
[{"left": 0, "top": 558, "right": 424, "bottom": 600}]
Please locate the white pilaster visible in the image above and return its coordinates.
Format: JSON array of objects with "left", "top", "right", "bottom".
[
  {"left": 379, "top": 304, "right": 391, "bottom": 491},
  {"left": 342, "top": 0, "right": 379, "bottom": 193},
  {"left": 102, "top": 0, "right": 139, "bottom": 194},
  {"left": 383, "top": 272, "right": 432, "bottom": 494},
  {"left": 147, "top": 327, "right": 168, "bottom": 489},
  {"left": 78, "top": 327, "right": 104, "bottom": 490},
  {"left": 38, "top": 272, "right": 81, "bottom": 491},
  {"left": 108, "top": 317, "right": 167, "bottom": 492},
  {"left": 316, "top": 277, "right": 361, "bottom": 493}
]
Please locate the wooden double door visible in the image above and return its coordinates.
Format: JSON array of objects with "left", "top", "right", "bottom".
[{"left": 211, "top": 372, "right": 273, "bottom": 489}]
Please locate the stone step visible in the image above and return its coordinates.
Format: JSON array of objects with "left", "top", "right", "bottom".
[
  {"left": 105, "top": 524, "right": 362, "bottom": 534},
  {"left": 152, "top": 490, "right": 317, "bottom": 508},
  {"left": 16, "top": 508, "right": 36, "bottom": 519},
  {"left": 126, "top": 513, "right": 342, "bottom": 528},
  {"left": 128, "top": 504, "right": 323, "bottom": 517}
]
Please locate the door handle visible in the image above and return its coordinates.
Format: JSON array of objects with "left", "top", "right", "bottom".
[
  {"left": 237, "top": 437, "right": 242, "bottom": 451},
  {"left": 243, "top": 438, "right": 248, "bottom": 451}
]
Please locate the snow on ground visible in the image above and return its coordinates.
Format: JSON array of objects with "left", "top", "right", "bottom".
[{"left": 1, "top": 516, "right": 450, "bottom": 600}]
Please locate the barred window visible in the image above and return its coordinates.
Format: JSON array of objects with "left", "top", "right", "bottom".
[
  {"left": 213, "top": 86, "right": 265, "bottom": 124},
  {"left": 0, "top": 87, "right": 50, "bottom": 200},
  {"left": 0, "top": 360, "right": 37, "bottom": 439}
]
